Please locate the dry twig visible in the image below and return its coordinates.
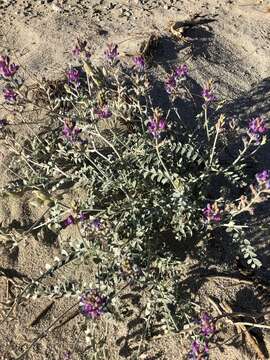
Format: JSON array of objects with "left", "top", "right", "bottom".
[
  {"left": 220, "top": 301, "right": 266, "bottom": 360},
  {"left": 28, "top": 301, "right": 55, "bottom": 327}
]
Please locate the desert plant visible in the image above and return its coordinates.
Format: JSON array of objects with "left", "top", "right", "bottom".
[{"left": 0, "top": 41, "right": 269, "bottom": 358}]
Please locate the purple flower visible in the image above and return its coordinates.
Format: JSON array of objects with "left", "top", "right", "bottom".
[
  {"left": 0, "top": 55, "right": 19, "bottom": 78},
  {"left": 94, "top": 105, "right": 112, "bottom": 119},
  {"left": 62, "top": 120, "right": 81, "bottom": 142},
  {"left": 200, "top": 312, "right": 216, "bottom": 337},
  {"left": 63, "top": 215, "right": 75, "bottom": 228},
  {"left": 165, "top": 64, "right": 188, "bottom": 94},
  {"left": 91, "top": 218, "right": 101, "bottom": 231},
  {"left": 191, "top": 340, "right": 200, "bottom": 356},
  {"left": 165, "top": 75, "right": 177, "bottom": 94},
  {"left": 248, "top": 117, "right": 268, "bottom": 136},
  {"left": 66, "top": 69, "right": 80, "bottom": 85},
  {"left": 79, "top": 289, "right": 107, "bottom": 319},
  {"left": 79, "top": 212, "right": 89, "bottom": 222},
  {"left": 133, "top": 56, "right": 145, "bottom": 71},
  {"left": 202, "top": 86, "right": 216, "bottom": 103},
  {"left": 256, "top": 170, "right": 270, "bottom": 182},
  {"left": 72, "top": 39, "right": 86, "bottom": 56},
  {"left": 3, "top": 88, "right": 17, "bottom": 102},
  {"left": 85, "top": 51, "right": 91, "bottom": 60},
  {"left": 174, "top": 64, "right": 188, "bottom": 78},
  {"left": 203, "top": 203, "right": 222, "bottom": 222},
  {"left": 72, "top": 45, "right": 81, "bottom": 57},
  {"left": 0, "top": 119, "right": 8, "bottom": 128},
  {"left": 189, "top": 340, "right": 209, "bottom": 360},
  {"left": 148, "top": 116, "right": 167, "bottom": 138},
  {"left": 63, "top": 351, "right": 71, "bottom": 360},
  {"left": 256, "top": 170, "right": 270, "bottom": 189},
  {"left": 104, "top": 43, "right": 119, "bottom": 63}
]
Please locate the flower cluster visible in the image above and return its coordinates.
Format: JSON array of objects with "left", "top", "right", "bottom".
[
  {"left": 63, "top": 351, "right": 71, "bottom": 360},
  {"left": 62, "top": 120, "right": 81, "bottom": 142},
  {"left": 3, "top": 88, "right": 17, "bottom": 102},
  {"left": 248, "top": 117, "right": 268, "bottom": 143},
  {"left": 203, "top": 203, "right": 222, "bottom": 223},
  {"left": 71, "top": 38, "right": 88, "bottom": 58},
  {"left": 165, "top": 64, "right": 188, "bottom": 93},
  {"left": 133, "top": 56, "right": 145, "bottom": 71},
  {"left": 189, "top": 340, "right": 209, "bottom": 360},
  {"left": 63, "top": 215, "right": 75, "bottom": 228},
  {"left": 91, "top": 218, "right": 101, "bottom": 231},
  {"left": 66, "top": 68, "right": 80, "bottom": 86},
  {"left": 79, "top": 289, "right": 107, "bottom": 319},
  {"left": 94, "top": 105, "right": 112, "bottom": 119},
  {"left": 256, "top": 170, "right": 270, "bottom": 189},
  {"left": 148, "top": 115, "right": 167, "bottom": 138},
  {"left": 189, "top": 313, "right": 216, "bottom": 359},
  {"left": 79, "top": 212, "right": 89, "bottom": 222},
  {"left": 202, "top": 81, "right": 216, "bottom": 103},
  {"left": 175, "top": 64, "right": 189, "bottom": 78},
  {"left": 249, "top": 117, "right": 267, "bottom": 135},
  {"left": 200, "top": 312, "right": 216, "bottom": 337},
  {"left": 0, "top": 119, "right": 8, "bottom": 128},
  {"left": 0, "top": 55, "right": 19, "bottom": 78},
  {"left": 104, "top": 43, "right": 119, "bottom": 63},
  {"left": 63, "top": 211, "right": 92, "bottom": 228}
]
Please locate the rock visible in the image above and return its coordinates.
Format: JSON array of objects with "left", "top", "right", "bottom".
[{"left": 52, "top": 3, "right": 62, "bottom": 12}]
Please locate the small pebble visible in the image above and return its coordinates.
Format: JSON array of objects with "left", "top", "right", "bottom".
[{"left": 52, "top": 3, "right": 62, "bottom": 12}]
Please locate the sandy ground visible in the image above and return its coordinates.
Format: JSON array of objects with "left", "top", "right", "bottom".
[{"left": 0, "top": 0, "right": 270, "bottom": 359}]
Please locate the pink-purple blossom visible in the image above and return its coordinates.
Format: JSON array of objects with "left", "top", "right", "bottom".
[
  {"left": 202, "top": 85, "right": 216, "bottom": 103},
  {"left": 66, "top": 69, "right": 80, "bottom": 85},
  {"left": 203, "top": 203, "right": 222, "bottom": 222},
  {"left": 148, "top": 116, "right": 167, "bottom": 138},
  {"left": 63, "top": 351, "right": 71, "bottom": 360},
  {"left": 200, "top": 312, "right": 216, "bottom": 337},
  {"left": 256, "top": 170, "right": 270, "bottom": 189},
  {"left": 192, "top": 340, "right": 200, "bottom": 355},
  {"left": 0, "top": 55, "right": 19, "bottom": 78},
  {"left": 165, "top": 64, "right": 188, "bottom": 94},
  {"left": 71, "top": 39, "right": 87, "bottom": 57},
  {"left": 174, "top": 64, "right": 188, "bottom": 78},
  {"left": 63, "top": 215, "right": 75, "bottom": 228},
  {"left": 104, "top": 43, "right": 119, "bottom": 63},
  {"left": 79, "top": 212, "right": 89, "bottom": 222},
  {"left": 3, "top": 88, "right": 17, "bottom": 102},
  {"left": 91, "top": 218, "right": 101, "bottom": 231},
  {"left": 248, "top": 117, "right": 268, "bottom": 136},
  {"left": 133, "top": 56, "right": 145, "bottom": 71},
  {"left": 0, "top": 119, "right": 8, "bottom": 128},
  {"left": 256, "top": 170, "right": 270, "bottom": 182},
  {"left": 72, "top": 45, "right": 81, "bottom": 57},
  {"left": 189, "top": 340, "right": 209, "bottom": 360},
  {"left": 62, "top": 120, "right": 81, "bottom": 142},
  {"left": 165, "top": 75, "right": 177, "bottom": 94},
  {"left": 188, "top": 313, "right": 214, "bottom": 359},
  {"left": 94, "top": 105, "right": 112, "bottom": 119},
  {"left": 79, "top": 289, "right": 107, "bottom": 319}
]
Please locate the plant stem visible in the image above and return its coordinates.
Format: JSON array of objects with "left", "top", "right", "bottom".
[
  {"left": 15, "top": 301, "right": 79, "bottom": 359},
  {"left": 209, "top": 126, "right": 219, "bottom": 168},
  {"left": 90, "top": 126, "right": 121, "bottom": 160},
  {"left": 204, "top": 105, "right": 210, "bottom": 141},
  {"left": 155, "top": 140, "right": 178, "bottom": 191},
  {"left": 226, "top": 138, "right": 253, "bottom": 170},
  {"left": 231, "top": 190, "right": 262, "bottom": 217}
]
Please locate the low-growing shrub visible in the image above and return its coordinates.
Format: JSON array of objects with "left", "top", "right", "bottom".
[{"left": 0, "top": 40, "right": 269, "bottom": 358}]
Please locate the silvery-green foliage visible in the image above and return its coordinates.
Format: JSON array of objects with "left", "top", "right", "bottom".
[{"left": 1, "top": 48, "right": 269, "bottom": 344}]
